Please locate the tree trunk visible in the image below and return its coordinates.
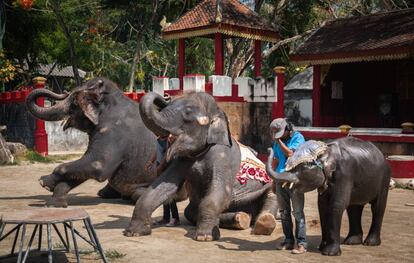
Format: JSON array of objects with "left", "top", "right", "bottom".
[
  {"left": 50, "top": 1, "right": 82, "bottom": 86},
  {"left": 0, "top": 0, "right": 5, "bottom": 51},
  {"left": 127, "top": 34, "right": 142, "bottom": 92},
  {"left": 127, "top": 0, "right": 159, "bottom": 92}
]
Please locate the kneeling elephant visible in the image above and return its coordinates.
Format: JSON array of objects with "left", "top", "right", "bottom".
[{"left": 124, "top": 92, "right": 278, "bottom": 241}]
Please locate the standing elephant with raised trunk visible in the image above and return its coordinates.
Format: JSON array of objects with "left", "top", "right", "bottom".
[
  {"left": 266, "top": 137, "right": 391, "bottom": 256},
  {"left": 124, "top": 91, "right": 278, "bottom": 241},
  {"left": 26, "top": 77, "right": 168, "bottom": 207}
]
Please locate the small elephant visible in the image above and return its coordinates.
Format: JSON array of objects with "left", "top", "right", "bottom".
[
  {"left": 26, "top": 78, "right": 170, "bottom": 207},
  {"left": 124, "top": 92, "right": 277, "bottom": 241},
  {"left": 266, "top": 137, "right": 391, "bottom": 256}
]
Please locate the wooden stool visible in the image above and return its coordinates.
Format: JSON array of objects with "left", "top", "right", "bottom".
[{"left": 0, "top": 208, "right": 108, "bottom": 263}]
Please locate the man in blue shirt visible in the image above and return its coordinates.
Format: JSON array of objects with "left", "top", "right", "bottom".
[{"left": 270, "top": 118, "right": 307, "bottom": 254}]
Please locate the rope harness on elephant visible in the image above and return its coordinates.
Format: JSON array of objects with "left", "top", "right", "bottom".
[{"left": 185, "top": 144, "right": 213, "bottom": 160}]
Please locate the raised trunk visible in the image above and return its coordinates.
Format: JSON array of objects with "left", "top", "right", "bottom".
[
  {"left": 139, "top": 92, "right": 173, "bottom": 137},
  {"left": 266, "top": 148, "right": 298, "bottom": 183},
  {"left": 26, "top": 89, "right": 70, "bottom": 121}
]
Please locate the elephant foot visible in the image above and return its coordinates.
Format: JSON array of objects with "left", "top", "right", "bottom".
[
  {"left": 318, "top": 241, "right": 327, "bottom": 251},
  {"left": 363, "top": 235, "right": 381, "bottom": 246},
  {"left": 194, "top": 225, "right": 220, "bottom": 241},
  {"left": 234, "top": 212, "right": 251, "bottom": 230},
  {"left": 97, "top": 184, "right": 122, "bottom": 199},
  {"left": 39, "top": 174, "right": 62, "bottom": 192},
  {"left": 343, "top": 234, "right": 363, "bottom": 245},
  {"left": 321, "top": 243, "right": 341, "bottom": 256},
  {"left": 253, "top": 212, "right": 276, "bottom": 235},
  {"left": 123, "top": 219, "right": 152, "bottom": 237},
  {"left": 46, "top": 196, "right": 68, "bottom": 208}
]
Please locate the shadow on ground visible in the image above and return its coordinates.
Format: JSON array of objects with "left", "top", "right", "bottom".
[{"left": 214, "top": 235, "right": 324, "bottom": 253}]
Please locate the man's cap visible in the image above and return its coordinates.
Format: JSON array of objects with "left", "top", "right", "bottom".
[{"left": 270, "top": 118, "right": 287, "bottom": 139}]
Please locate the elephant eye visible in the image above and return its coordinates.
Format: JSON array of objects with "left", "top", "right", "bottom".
[{"left": 182, "top": 107, "right": 194, "bottom": 121}]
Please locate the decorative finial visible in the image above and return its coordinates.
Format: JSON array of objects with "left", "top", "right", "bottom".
[{"left": 216, "top": 0, "right": 222, "bottom": 23}]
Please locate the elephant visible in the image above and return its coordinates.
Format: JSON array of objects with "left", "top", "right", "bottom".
[
  {"left": 25, "top": 77, "right": 164, "bottom": 207},
  {"left": 124, "top": 91, "right": 278, "bottom": 241},
  {"left": 266, "top": 137, "right": 391, "bottom": 256}
]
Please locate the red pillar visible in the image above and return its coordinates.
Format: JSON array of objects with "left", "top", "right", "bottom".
[
  {"left": 254, "top": 40, "right": 262, "bottom": 78},
  {"left": 214, "top": 33, "right": 224, "bottom": 75},
  {"left": 32, "top": 76, "right": 48, "bottom": 156},
  {"left": 312, "top": 65, "right": 321, "bottom": 127},
  {"left": 272, "top": 66, "right": 286, "bottom": 120},
  {"left": 178, "top": 38, "right": 185, "bottom": 89}
]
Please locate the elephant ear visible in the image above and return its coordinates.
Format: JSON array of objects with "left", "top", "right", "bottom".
[
  {"left": 320, "top": 145, "right": 337, "bottom": 179},
  {"left": 207, "top": 110, "right": 232, "bottom": 147},
  {"left": 77, "top": 80, "right": 104, "bottom": 125}
]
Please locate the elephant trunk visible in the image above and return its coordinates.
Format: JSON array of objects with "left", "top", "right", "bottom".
[
  {"left": 139, "top": 92, "right": 174, "bottom": 137},
  {"left": 266, "top": 148, "right": 298, "bottom": 183},
  {"left": 26, "top": 89, "right": 70, "bottom": 121}
]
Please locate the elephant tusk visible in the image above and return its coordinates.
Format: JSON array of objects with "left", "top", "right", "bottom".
[
  {"left": 197, "top": 116, "right": 210, "bottom": 126},
  {"left": 289, "top": 182, "right": 294, "bottom": 189},
  {"left": 282, "top": 182, "right": 288, "bottom": 188}
]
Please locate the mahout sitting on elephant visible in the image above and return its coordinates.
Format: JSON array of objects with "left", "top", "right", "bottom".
[
  {"left": 124, "top": 91, "right": 278, "bottom": 241},
  {"left": 26, "top": 77, "right": 174, "bottom": 207},
  {"left": 266, "top": 137, "right": 391, "bottom": 256}
]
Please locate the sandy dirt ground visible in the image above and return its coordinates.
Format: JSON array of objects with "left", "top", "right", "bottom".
[{"left": 0, "top": 162, "right": 413, "bottom": 263}]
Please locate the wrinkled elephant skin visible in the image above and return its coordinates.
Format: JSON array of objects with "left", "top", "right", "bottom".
[
  {"left": 26, "top": 78, "right": 161, "bottom": 207},
  {"left": 266, "top": 137, "right": 391, "bottom": 256},
  {"left": 125, "top": 92, "right": 278, "bottom": 241}
]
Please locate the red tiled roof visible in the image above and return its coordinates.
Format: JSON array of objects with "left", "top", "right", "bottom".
[
  {"left": 162, "top": 0, "right": 279, "bottom": 42},
  {"left": 291, "top": 8, "right": 414, "bottom": 65}
]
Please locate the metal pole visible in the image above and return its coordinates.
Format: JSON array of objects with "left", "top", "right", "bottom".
[
  {"left": 86, "top": 218, "right": 108, "bottom": 263},
  {"left": 69, "top": 221, "right": 80, "bottom": 263},
  {"left": 11, "top": 225, "right": 21, "bottom": 255},
  {"left": 16, "top": 223, "right": 26, "bottom": 263},
  {"left": 22, "top": 224, "right": 38, "bottom": 263},
  {"left": 47, "top": 223, "right": 52, "bottom": 263},
  {"left": 83, "top": 219, "right": 96, "bottom": 250},
  {"left": 64, "top": 223, "right": 70, "bottom": 251},
  {"left": 38, "top": 224, "right": 42, "bottom": 251}
]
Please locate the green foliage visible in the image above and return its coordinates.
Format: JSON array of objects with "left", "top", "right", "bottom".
[
  {"left": 104, "top": 249, "right": 126, "bottom": 260},
  {"left": 15, "top": 150, "right": 81, "bottom": 164},
  {"left": 24, "top": 150, "right": 53, "bottom": 163},
  {"left": 3, "top": 0, "right": 413, "bottom": 89}
]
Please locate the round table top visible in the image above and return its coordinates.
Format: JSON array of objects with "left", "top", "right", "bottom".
[{"left": 0, "top": 208, "right": 90, "bottom": 224}]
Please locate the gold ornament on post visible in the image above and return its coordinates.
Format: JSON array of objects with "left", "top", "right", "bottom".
[{"left": 273, "top": 66, "right": 286, "bottom": 75}]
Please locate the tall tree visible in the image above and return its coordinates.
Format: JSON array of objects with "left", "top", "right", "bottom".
[
  {"left": 127, "top": 0, "right": 158, "bottom": 92},
  {"left": 0, "top": 0, "right": 5, "bottom": 50}
]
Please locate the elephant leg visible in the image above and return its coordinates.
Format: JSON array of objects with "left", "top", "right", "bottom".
[
  {"left": 184, "top": 201, "right": 198, "bottom": 226},
  {"left": 219, "top": 212, "right": 251, "bottom": 230},
  {"left": 364, "top": 182, "right": 389, "bottom": 246},
  {"left": 39, "top": 173, "right": 64, "bottom": 192},
  {"left": 124, "top": 163, "right": 185, "bottom": 237},
  {"left": 344, "top": 205, "right": 364, "bottom": 245},
  {"left": 97, "top": 183, "right": 122, "bottom": 199},
  {"left": 318, "top": 193, "right": 330, "bottom": 251},
  {"left": 253, "top": 190, "right": 278, "bottom": 235},
  {"left": 47, "top": 179, "right": 87, "bottom": 207},
  {"left": 39, "top": 145, "right": 123, "bottom": 192},
  {"left": 195, "top": 182, "right": 232, "bottom": 242},
  {"left": 321, "top": 187, "right": 351, "bottom": 256},
  {"left": 130, "top": 186, "right": 150, "bottom": 203}
]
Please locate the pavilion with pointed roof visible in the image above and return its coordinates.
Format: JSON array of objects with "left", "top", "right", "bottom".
[{"left": 161, "top": 0, "right": 279, "bottom": 87}]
